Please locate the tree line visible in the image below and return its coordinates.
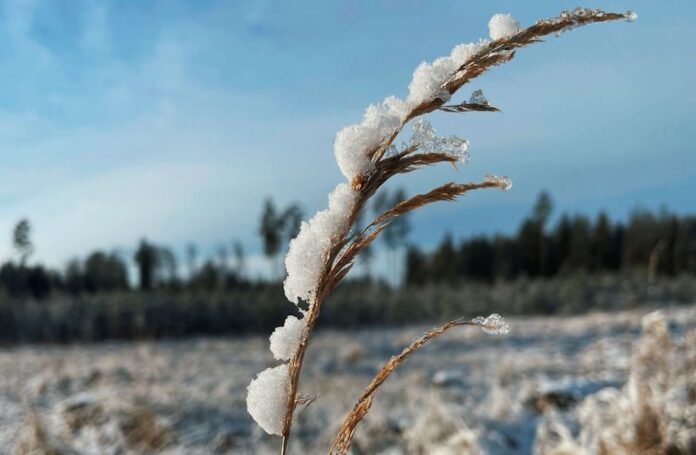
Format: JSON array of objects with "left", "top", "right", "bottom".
[
  {"left": 1, "top": 190, "right": 695, "bottom": 342},
  {"left": 0, "top": 227, "right": 252, "bottom": 300},
  {"left": 1, "top": 190, "right": 695, "bottom": 301},
  {"left": 406, "top": 192, "right": 696, "bottom": 285},
  {"left": 0, "top": 188, "right": 413, "bottom": 299}
]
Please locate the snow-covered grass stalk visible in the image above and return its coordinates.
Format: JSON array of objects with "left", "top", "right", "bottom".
[
  {"left": 246, "top": 8, "right": 636, "bottom": 454},
  {"left": 330, "top": 315, "right": 509, "bottom": 454}
]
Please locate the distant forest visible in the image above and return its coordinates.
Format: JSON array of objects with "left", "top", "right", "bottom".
[
  {"left": 1, "top": 191, "right": 695, "bottom": 342},
  {"left": 2, "top": 191, "right": 695, "bottom": 300},
  {"left": 405, "top": 192, "right": 696, "bottom": 285}
]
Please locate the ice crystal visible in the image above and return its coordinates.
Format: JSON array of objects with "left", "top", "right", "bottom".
[
  {"left": 469, "top": 89, "right": 488, "bottom": 105},
  {"left": 410, "top": 118, "right": 438, "bottom": 149},
  {"left": 484, "top": 174, "right": 512, "bottom": 191},
  {"left": 409, "top": 119, "right": 469, "bottom": 162},
  {"left": 474, "top": 313, "right": 510, "bottom": 335},
  {"left": 246, "top": 364, "right": 290, "bottom": 435},
  {"left": 284, "top": 183, "right": 359, "bottom": 304},
  {"left": 488, "top": 14, "right": 522, "bottom": 41},
  {"left": 439, "top": 136, "right": 470, "bottom": 162},
  {"left": 269, "top": 315, "right": 306, "bottom": 361},
  {"left": 383, "top": 144, "right": 399, "bottom": 158}
]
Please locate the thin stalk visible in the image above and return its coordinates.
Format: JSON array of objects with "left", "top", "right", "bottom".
[
  {"left": 280, "top": 196, "right": 366, "bottom": 453},
  {"left": 330, "top": 318, "right": 480, "bottom": 454},
  {"left": 275, "top": 9, "right": 633, "bottom": 453}
]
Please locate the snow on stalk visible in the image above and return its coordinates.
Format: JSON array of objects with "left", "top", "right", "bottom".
[{"left": 245, "top": 8, "right": 636, "bottom": 454}]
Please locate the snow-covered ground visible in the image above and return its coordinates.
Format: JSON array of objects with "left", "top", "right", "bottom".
[{"left": 3, "top": 304, "right": 695, "bottom": 454}]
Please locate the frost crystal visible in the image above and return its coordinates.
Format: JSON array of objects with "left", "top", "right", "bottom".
[
  {"left": 410, "top": 118, "right": 438, "bottom": 149},
  {"left": 284, "top": 183, "right": 359, "bottom": 304},
  {"left": 409, "top": 119, "right": 469, "bottom": 163},
  {"left": 484, "top": 174, "right": 512, "bottom": 191},
  {"left": 469, "top": 89, "right": 488, "bottom": 105},
  {"left": 269, "top": 315, "right": 306, "bottom": 361},
  {"left": 439, "top": 136, "right": 470, "bottom": 162},
  {"left": 474, "top": 313, "right": 510, "bottom": 335},
  {"left": 334, "top": 96, "right": 407, "bottom": 180},
  {"left": 246, "top": 364, "right": 290, "bottom": 435},
  {"left": 488, "top": 13, "right": 522, "bottom": 41}
]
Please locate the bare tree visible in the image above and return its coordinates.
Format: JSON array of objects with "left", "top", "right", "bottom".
[
  {"left": 259, "top": 198, "right": 283, "bottom": 278},
  {"left": 233, "top": 240, "right": 246, "bottom": 279},
  {"left": 186, "top": 243, "right": 198, "bottom": 279},
  {"left": 13, "top": 219, "right": 33, "bottom": 266}
]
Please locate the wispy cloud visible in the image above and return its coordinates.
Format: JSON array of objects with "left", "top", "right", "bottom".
[{"left": 0, "top": 163, "right": 220, "bottom": 264}]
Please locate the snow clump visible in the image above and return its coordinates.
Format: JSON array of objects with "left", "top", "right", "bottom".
[
  {"left": 246, "top": 364, "right": 291, "bottom": 435},
  {"left": 488, "top": 13, "right": 522, "bottom": 41},
  {"left": 269, "top": 315, "right": 306, "bottom": 361},
  {"left": 283, "top": 183, "right": 359, "bottom": 305}
]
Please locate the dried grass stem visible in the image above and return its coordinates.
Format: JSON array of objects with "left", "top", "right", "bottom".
[
  {"left": 277, "top": 9, "right": 632, "bottom": 454},
  {"left": 329, "top": 318, "right": 479, "bottom": 454}
]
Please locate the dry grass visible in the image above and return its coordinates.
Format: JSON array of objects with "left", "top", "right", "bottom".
[
  {"left": 280, "top": 8, "right": 635, "bottom": 454},
  {"left": 1, "top": 306, "right": 694, "bottom": 453},
  {"left": 329, "top": 318, "right": 480, "bottom": 454},
  {"left": 14, "top": 406, "right": 65, "bottom": 455},
  {"left": 13, "top": 397, "right": 174, "bottom": 455},
  {"left": 534, "top": 311, "right": 696, "bottom": 455}
]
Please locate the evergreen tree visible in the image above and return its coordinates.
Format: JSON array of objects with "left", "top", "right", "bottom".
[
  {"left": 405, "top": 246, "right": 428, "bottom": 286},
  {"left": 552, "top": 214, "right": 573, "bottom": 274},
  {"left": 517, "top": 191, "right": 553, "bottom": 277},
  {"left": 567, "top": 215, "right": 592, "bottom": 270},
  {"left": 458, "top": 236, "right": 494, "bottom": 282},
  {"left": 590, "top": 211, "right": 613, "bottom": 271},
  {"left": 134, "top": 239, "right": 157, "bottom": 290},
  {"left": 186, "top": 243, "right": 198, "bottom": 279},
  {"left": 431, "top": 234, "right": 458, "bottom": 284},
  {"left": 84, "top": 251, "right": 129, "bottom": 292}
]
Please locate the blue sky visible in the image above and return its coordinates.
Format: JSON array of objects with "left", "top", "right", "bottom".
[{"left": 0, "top": 0, "right": 694, "bottom": 274}]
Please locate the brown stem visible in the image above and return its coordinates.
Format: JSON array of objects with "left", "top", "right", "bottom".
[
  {"left": 280, "top": 293, "right": 322, "bottom": 454},
  {"left": 280, "top": 195, "right": 367, "bottom": 453},
  {"left": 329, "top": 318, "right": 479, "bottom": 454},
  {"left": 277, "top": 9, "right": 633, "bottom": 452}
]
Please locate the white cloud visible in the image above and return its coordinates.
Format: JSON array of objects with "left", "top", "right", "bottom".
[
  {"left": 0, "top": 163, "right": 220, "bottom": 264},
  {"left": 0, "top": 91, "right": 347, "bottom": 269},
  {"left": 0, "top": 0, "right": 692, "bottom": 277}
]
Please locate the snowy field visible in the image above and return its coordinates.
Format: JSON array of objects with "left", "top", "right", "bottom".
[{"left": 2, "top": 304, "right": 695, "bottom": 454}]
